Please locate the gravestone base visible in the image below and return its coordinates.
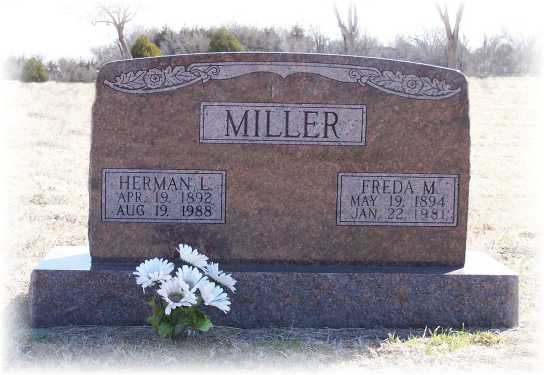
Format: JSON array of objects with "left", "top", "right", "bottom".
[{"left": 29, "top": 247, "right": 518, "bottom": 328}]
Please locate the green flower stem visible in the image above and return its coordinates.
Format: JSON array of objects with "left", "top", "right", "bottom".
[{"left": 146, "top": 296, "right": 213, "bottom": 339}]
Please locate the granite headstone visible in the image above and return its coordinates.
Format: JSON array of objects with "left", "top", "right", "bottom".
[
  {"left": 29, "top": 53, "right": 517, "bottom": 329},
  {"left": 90, "top": 53, "right": 469, "bottom": 267}
]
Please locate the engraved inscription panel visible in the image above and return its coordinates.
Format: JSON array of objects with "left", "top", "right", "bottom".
[
  {"left": 200, "top": 102, "right": 366, "bottom": 145},
  {"left": 102, "top": 169, "right": 226, "bottom": 223},
  {"left": 337, "top": 173, "right": 458, "bottom": 226}
]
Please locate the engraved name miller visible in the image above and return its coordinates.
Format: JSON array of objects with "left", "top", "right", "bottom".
[
  {"left": 200, "top": 103, "right": 366, "bottom": 145},
  {"left": 337, "top": 173, "right": 458, "bottom": 226},
  {"left": 102, "top": 169, "right": 226, "bottom": 223}
]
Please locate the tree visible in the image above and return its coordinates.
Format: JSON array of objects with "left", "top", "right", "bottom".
[
  {"left": 21, "top": 57, "right": 48, "bottom": 82},
  {"left": 208, "top": 28, "right": 246, "bottom": 52},
  {"left": 435, "top": 2, "right": 465, "bottom": 69},
  {"left": 334, "top": 3, "right": 359, "bottom": 54},
  {"left": 230, "top": 25, "right": 282, "bottom": 52},
  {"left": 391, "top": 29, "right": 447, "bottom": 66},
  {"left": 153, "top": 25, "right": 173, "bottom": 49},
  {"left": 131, "top": 35, "right": 161, "bottom": 58},
  {"left": 283, "top": 24, "right": 313, "bottom": 52},
  {"left": 310, "top": 26, "right": 329, "bottom": 53},
  {"left": 93, "top": 3, "right": 135, "bottom": 59}
]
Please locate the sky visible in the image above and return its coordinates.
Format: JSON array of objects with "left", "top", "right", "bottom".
[{"left": 1, "top": 0, "right": 542, "bottom": 61}]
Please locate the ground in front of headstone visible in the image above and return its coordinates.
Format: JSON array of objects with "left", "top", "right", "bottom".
[
  {"left": 3, "top": 310, "right": 538, "bottom": 371},
  {"left": 1, "top": 78, "right": 539, "bottom": 370}
]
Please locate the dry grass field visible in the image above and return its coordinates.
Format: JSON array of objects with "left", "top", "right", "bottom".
[{"left": 0, "top": 77, "right": 541, "bottom": 372}]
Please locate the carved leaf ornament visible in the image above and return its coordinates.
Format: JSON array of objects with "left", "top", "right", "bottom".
[{"left": 104, "top": 62, "right": 461, "bottom": 100}]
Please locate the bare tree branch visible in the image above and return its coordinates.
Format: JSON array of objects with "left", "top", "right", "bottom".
[
  {"left": 92, "top": 3, "right": 135, "bottom": 59},
  {"left": 453, "top": 3, "right": 465, "bottom": 40},
  {"left": 309, "top": 26, "right": 328, "bottom": 53},
  {"left": 350, "top": 5, "right": 358, "bottom": 37},
  {"left": 435, "top": 3, "right": 452, "bottom": 38},
  {"left": 435, "top": 2, "right": 465, "bottom": 68},
  {"left": 334, "top": 3, "right": 359, "bottom": 54}
]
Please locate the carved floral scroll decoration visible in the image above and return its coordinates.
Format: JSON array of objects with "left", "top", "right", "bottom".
[{"left": 103, "top": 62, "right": 461, "bottom": 100}]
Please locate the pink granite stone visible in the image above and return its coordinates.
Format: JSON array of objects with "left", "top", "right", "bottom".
[{"left": 89, "top": 53, "right": 469, "bottom": 267}]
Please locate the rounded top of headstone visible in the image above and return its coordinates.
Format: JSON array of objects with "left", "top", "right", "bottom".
[{"left": 97, "top": 52, "right": 467, "bottom": 99}]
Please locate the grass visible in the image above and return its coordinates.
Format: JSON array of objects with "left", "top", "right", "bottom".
[
  {"left": 268, "top": 337, "right": 304, "bottom": 351},
  {"left": 386, "top": 326, "right": 503, "bottom": 354},
  {"left": 0, "top": 77, "right": 540, "bottom": 371},
  {"left": 29, "top": 329, "right": 50, "bottom": 344}
]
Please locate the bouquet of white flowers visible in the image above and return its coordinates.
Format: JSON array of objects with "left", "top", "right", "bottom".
[{"left": 133, "top": 244, "right": 236, "bottom": 339}]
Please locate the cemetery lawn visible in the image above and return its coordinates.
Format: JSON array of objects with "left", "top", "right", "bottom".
[{"left": 1, "top": 78, "right": 540, "bottom": 371}]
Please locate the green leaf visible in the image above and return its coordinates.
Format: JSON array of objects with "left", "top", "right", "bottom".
[
  {"left": 158, "top": 322, "right": 173, "bottom": 338},
  {"left": 170, "top": 306, "right": 185, "bottom": 321},
  {"left": 148, "top": 297, "right": 165, "bottom": 317},
  {"left": 164, "top": 306, "right": 214, "bottom": 333},
  {"left": 181, "top": 307, "right": 213, "bottom": 332},
  {"left": 154, "top": 302, "right": 165, "bottom": 317},
  {"left": 191, "top": 307, "right": 207, "bottom": 320},
  {"left": 194, "top": 316, "right": 213, "bottom": 332},
  {"left": 179, "top": 315, "right": 193, "bottom": 327},
  {"left": 147, "top": 315, "right": 161, "bottom": 331}
]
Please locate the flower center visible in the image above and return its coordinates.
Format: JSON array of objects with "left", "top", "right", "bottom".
[{"left": 168, "top": 292, "right": 184, "bottom": 303}]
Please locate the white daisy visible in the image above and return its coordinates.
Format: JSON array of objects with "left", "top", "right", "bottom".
[
  {"left": 177, "top": 243, "right": 209, "bottom": 269},
  {"left": 133, "top": 258, "right": 174, "bottom": 291},
  {"left": 175, "top": 265, "right": 206, "bottom": 292},
  {"left": 198, "top": 279, "right": 231, "bottom": 313},
  {"left": 157, "top": 277, "right": 197, "bottom": 315},
  {"left": 204, "top": 262, "right": 237, "bottom": 293}
]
